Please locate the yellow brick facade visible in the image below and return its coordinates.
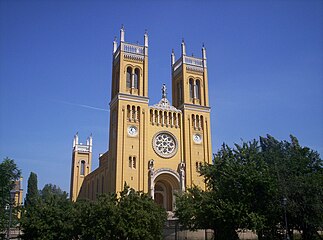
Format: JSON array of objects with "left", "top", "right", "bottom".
[{"left": 70, "top": 27, "right": 212, "bottom": 211}]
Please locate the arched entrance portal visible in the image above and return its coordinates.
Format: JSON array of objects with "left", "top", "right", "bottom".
[{"left": 153, "top": 171, "right": 180, "bottom": 211}]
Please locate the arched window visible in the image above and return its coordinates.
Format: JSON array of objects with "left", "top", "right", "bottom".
[
  {"left": 134, "top": 68, "right": 139, "bottom": 89},
  {"left": 127, "top": 105, "right": 131, "bottom": 121},
  {"left": 80, "top": 160, "right": 85, "bottom": 175},
  {"left": 196, "top": 80, "right": 201, "bottom": 101},
  {"left": 126, "top": 67, "right": 132, "bottom": 88},
  {"left": 200, "top": 115, "right": 204, "bottom": 130},
  {"left": 150, "top": 109, "right": 153, "bottom": 123},
  {"left": 189, "top": 78, "right": 194, "bottom": 99},
  {"left": 132, "top": 106, "right": 136, "bottom": 121},
  {"left": 137, "top": 106, "right": 140, "bottom": 122},
  {"left": 155, "top": 110, "right": 158, "bottom": 123}
]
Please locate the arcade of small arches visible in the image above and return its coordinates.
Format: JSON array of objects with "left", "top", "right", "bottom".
[
  {"left": 192, "top": 114, "right": 204, "bottom": 131},
  {"left": 149, "top": 109, "right": 181, "bottom": 128},
  {"left": 126, "top": 105, "right": 141, "bottom": 122}
]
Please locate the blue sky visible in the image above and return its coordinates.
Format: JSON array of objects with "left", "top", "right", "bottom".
[{"left": 1, "top": 0, "right": 322, "bottom": 194}]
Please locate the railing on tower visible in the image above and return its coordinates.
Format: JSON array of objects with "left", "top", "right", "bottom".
[
  {"left": 172, "top": 56, "right": 204, "bottom": 73},
  {"left": 183, "top": 56, "right": 203, "bottom": 67},
  {"left": 122, "top": 43, "right": 144, "bottom": 55}
]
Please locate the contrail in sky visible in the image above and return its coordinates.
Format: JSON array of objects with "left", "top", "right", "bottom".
[{"left": 54, "top": 100, "right": 109, "bottom": 112}]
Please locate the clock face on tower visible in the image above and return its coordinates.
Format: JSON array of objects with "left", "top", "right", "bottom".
[
  {"left": 127, "top": 125, "right": 138, "bottom": 137},
  {"left": 152, "top": 131, "right": 178, "bottom": 158},
  {"left": 193, "top": 133, "right": 202, "bottom": 144}
]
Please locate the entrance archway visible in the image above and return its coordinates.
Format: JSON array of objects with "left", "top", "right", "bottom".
[{"left": 153, "top": 170, "right": 180, "bottom": 211}]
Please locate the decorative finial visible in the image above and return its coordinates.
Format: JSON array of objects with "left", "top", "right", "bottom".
[
  {"left": 171, "top": 49, "right": 175, "bottom": 65},
  {"left": 181, "top": 39, "right": 186, "bottom": 55},
  {"left": 162, "top": 84, "right": 167, "bottom": 99},
  {"left": 202, "top": 42, "right": 205, "bottom": 48},
  {"left": 120, "top": 25, "right": 125, "bottom": 42}
]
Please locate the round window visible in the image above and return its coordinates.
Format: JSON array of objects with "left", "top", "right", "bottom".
[{"left": 152, "top": 132, "right": 178, "bottom": 158}]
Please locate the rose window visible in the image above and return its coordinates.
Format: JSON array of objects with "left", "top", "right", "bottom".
[{"left": 153, "top": 132, "right": 178, "bottom": 158}]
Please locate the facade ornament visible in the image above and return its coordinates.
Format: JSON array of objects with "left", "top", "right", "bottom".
[
  {"left": 148, "top": 159, "right": 155, "bottom": 198},
  {"left": 179, "top": 162, "right": 186, "bottom": 192},
  {"left": 162, "top": 83, "right": 167, "bottom": 99},
  {"left": 150, "top": 84, "right": 181, "bottom": 112}
]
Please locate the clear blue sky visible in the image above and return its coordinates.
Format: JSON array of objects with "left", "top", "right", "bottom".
[{"left": 1, "top": 0, "right": 322, "bottom": 194}]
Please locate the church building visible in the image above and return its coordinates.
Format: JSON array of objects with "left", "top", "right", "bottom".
[{"left": 70, "top": 27, "right": 213, "bottom": 212}]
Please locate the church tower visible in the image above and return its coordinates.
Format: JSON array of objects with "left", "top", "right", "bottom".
[
  {"left": 171, "top": 40, "right": 212, "bottom": 188},
  {"left": 108, "top": 26, "right": 149, "bottom": 193},
  {"left": 70, "top": 133, "right": 92, "bottom": 201}
]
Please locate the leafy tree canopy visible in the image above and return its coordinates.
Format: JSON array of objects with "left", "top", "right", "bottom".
[
  {"left": 21, "top": 184, "right": 166, "bottom": 240},
  {"left": 176, "top": 135, "right": 323, "bottom": 240}
]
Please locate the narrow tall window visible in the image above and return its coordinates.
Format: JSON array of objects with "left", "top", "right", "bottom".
[
  {"left": 189, "top": 78, "right": 194, "bottom": 99},
  {"left": 134, "top": 68, "right": 139, "bottom": 89},
  {"left": 133, "top": 157, "right": 136, "bottom": 169},
  {"left": 196, "top": 80, "right": 201, "bottom": 101},
  {"left": 126, "top": 67, "right": 132, "bottom": 88},
  {"left": 137, "top": 106, "right": 140, "bottom": 122},
  {"left": 177, "top": 81, "right": 182, "bottom": 105},
  {"left": 132, "top": 106, "right": 136, "bottom": 121},
  {"left": 129, "top": 156, "right": 132, "bottom": 167},
  {"left": 80, "top": 160, "right": 85, "bottom": 175}
]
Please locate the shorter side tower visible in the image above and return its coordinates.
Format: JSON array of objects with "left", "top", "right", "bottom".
[{"left": 70, "top": 133, "right": 92, "bottom": 201}]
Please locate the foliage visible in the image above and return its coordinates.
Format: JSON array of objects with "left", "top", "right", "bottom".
[
  {"left": 24, "top": 172, "right": 39, "bottom": 207},
  {"left": 21, "top": 184, "right": 166, "bottom": 240},
  {"left": 260, "top": 135, "right": 323, "bottom": 240},
  {"left": 175, "top": 135, "right": 323, "bottom": 240},
  {"left": 21, "top": 184, "right": 74, "bottom": 240},
  {"left": 0, "top": 157, "right": 21, "bottom": 234}
]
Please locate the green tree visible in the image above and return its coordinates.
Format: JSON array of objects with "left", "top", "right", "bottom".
[
  {"left": 176, "top": 135, "right": 323, "bottom": 240},
  {"left": 21, "top": 184, "right": 166, "bottom": 240},
  {"left": 24, "top": 172, "right": 39, "bottom": 207},
  {"left": 21, "top": 184, "right": 75, "bottom": 240},
  {"left": 176, "top": 141, "right": 272, "bottom": 239},
  {"left": 77, "top": 185, "right": 166, "bottom": 240},
  {"left": 260, "top": 135, "right": 323, "bottom": 240},
  {"left": 117, "top": 186, "right": 166, "bottom": 240},
  {"left": 0, "top": 157, "right": 21, "bottom": 235}
]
